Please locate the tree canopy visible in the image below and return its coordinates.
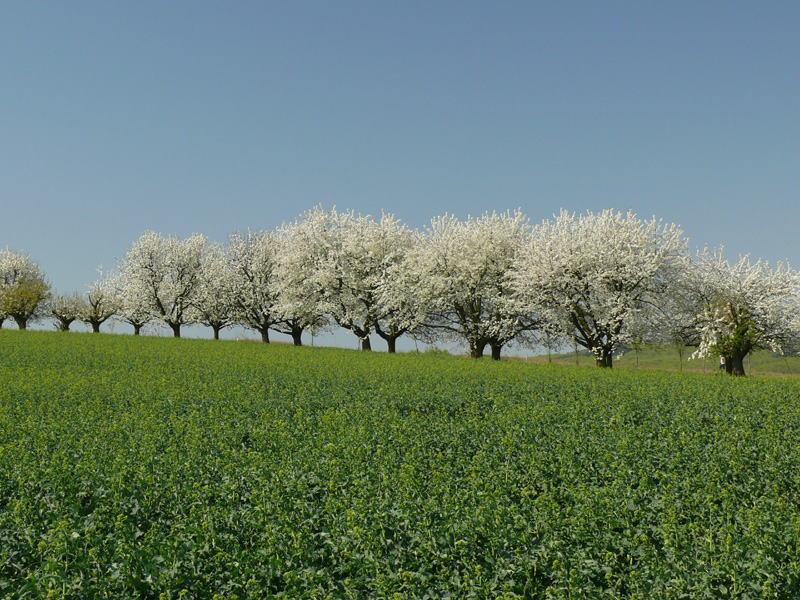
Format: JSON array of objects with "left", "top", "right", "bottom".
[{"left": 7, "top": 207, "right": 800, "bottom": 375}]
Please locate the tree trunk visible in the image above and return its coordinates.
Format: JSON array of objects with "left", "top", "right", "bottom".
[
  {"left": 14, "top": 316, "right": 28, "bottom": 330},
  {"left": 169, "top": 323, "right": 181, "bottom": 338},
  {"left": 595, "top": 347, "right": 613, "bottom": 368},
  {"left": 361, "top": 336, "right": 372, "bottom": 351},
  {"left": 259, "top": 328, "right": 270, "bottom": 343},
  {"left": 721, "top": 354, "right": 732, "bottom": 374},
  {"left": 212, "top": 325, "right": 220, "bottom": 340},
  {"left": 469, "top": 340, "right": 487, "bottom": 359},
  {"left": 374, "top": 323, "right": 405, "bottom": 354},
  {"left": 133, "top": 324, "right": 142, "bottom": 336},
  {"left": 91, "top": 321, "right": 101, "bottom": 334},
  {"left": 490, "top": 343, "right": 502, "bottom": 361},
  {"left": 729, "top": 353, "right": 746, "bottom": 376},
  {"left": 291, "top": 329, "right": 303, "bottom": 346},
  {"left": 56, "top": 318, "right": 73, "bottom": 332}
]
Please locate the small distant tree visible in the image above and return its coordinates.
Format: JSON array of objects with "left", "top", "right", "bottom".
[
  {"left": 539, "top": 328, "right": 566, "bottom": 364},
  {"left": 0, "top": 249, "right": 51, "bottom": 330},
  {"left": 651, "top": 275, "right": 702, "bottom": 372},
  {"left": 226, "top": 230, "right": 283, "bottom": 343},
  {"left": 80, "top": 271, "right": 120, "bottom": 333},
  {"left": 49, "top": 292, "right": 86, "bottom": 331},
  {"left": 686, "top": 248, "right": 800, "bottom": 376},
  {"left": 617, "top": 322, "right": 654, "bottom": 369},
  {"left": 273, "top": 208, "right": 333, "bottom": 346},
  {"left": 196, "top": 243, "right": 235, "bottom": 340},
  {"left": 116, "top": 280, "right": 153, "bottom": 336}
]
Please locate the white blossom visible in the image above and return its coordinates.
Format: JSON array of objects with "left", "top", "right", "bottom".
[
  {"left": 117, "top": 231, "right": 206, "bottom": 337},
  {"left": 226, "top": 229, "right": 283, "bottom": 343},
  {"left": 195, "top": 242, "right": 236, "bottom": 339},
  {"left": 81, "top": 269, "right": 121, "bottom": 333},
  {"left": 48, "top": 291, "right": 86, "bottom": 332},
  {"left": 321, "top": 208, "right": 418, "bottom": 351},
  {"left": 686, "top": 247, "right": 800, "bottom": 375},
  {"left": 0, "top": 248, "right": 51, "bottom": 330},
  {"left": 511, "top": 209, "right": 687, "bottom": 367},
  {"left": 415, "top": 209, "right": 534, "bottom": 359},
  {"left": 272, "top": 207, "right": 336, "bottom": 345}
]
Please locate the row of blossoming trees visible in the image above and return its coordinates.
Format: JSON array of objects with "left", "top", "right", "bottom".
[{"left": 3, "top": 207, "right": 799, "bottom": 375}]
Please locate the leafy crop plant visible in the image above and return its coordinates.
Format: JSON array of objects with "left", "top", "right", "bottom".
[{"left": 1, "top": 330, "right": 800, "bottom": 598}]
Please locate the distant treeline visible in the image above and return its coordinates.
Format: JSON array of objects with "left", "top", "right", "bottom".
[{"left": 3, "top": 207, "right": 798, "bottom": 375}]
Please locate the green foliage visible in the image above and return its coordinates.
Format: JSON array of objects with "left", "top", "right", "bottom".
[
  {"left": 1, "top": 277, "right": 50, "bottom": 328},
  {"left": 2, "top": 331, "right": 800, "bottom": 598}
]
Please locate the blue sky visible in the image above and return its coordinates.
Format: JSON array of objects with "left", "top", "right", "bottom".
[{"left": 2, "top": 2, "right": 799, "bottom": 345}]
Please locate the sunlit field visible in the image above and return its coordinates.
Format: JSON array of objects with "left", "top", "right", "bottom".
[
  {"left": 528, "top": 346, "right": 800, "bottom": 378},
  {"left": 2, "top": 330, "right": 800, "bottom": 598}
]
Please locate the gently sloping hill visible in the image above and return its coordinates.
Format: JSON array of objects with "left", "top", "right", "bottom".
[
  {"left": 2, "top": 330, "right": 800, "bottom": 598},
  {"left": 531, "top": 345, "right": 800, "bottom": 377}
]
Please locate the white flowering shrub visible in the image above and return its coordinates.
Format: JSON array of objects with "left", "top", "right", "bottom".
[
  {"left": 80, "top": 270, "right": 120, "bottom": 334},
  {"left": 48, "top": 291, "right": 86, "bottom": 332}
]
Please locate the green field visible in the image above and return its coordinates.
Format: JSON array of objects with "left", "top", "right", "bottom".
[
  {"left": 2, "top": 331, "right": 800, "bottom": 599},
  {"left": 528, "top": 346, "right": 800, "bottom": 378}
]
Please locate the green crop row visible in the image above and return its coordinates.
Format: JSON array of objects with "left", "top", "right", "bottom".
[{"left": 2, "top": 330, "right": 800, "bottom": 599}]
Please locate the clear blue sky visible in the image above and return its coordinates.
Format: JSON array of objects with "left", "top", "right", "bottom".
[{"left": 2, "top": 2, "right": 799, "bottom": 343}]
